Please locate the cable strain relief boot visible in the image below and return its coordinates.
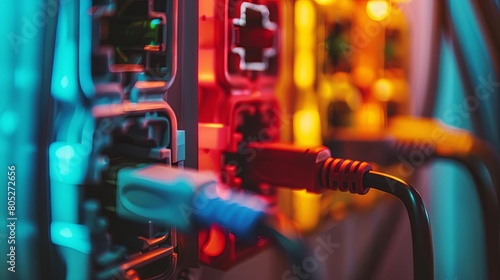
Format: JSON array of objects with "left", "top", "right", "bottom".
[{"left": 317, "top": 158, "right": 372, "bottom": 195}]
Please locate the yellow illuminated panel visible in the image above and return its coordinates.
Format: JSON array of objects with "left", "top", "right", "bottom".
[
  {"left": 294, "top": 50, "right": 315, "bottom": 88},
  {"left": 294, "top": 0, "right": 316, "bottom": 89},
  {"left": 293, "top": 109, "right": 322, "bottom": 147},
  {"left": 314, "top": 0, "right": 337, "bottom": 5},
  {"left": 292, "top": 190, "right": 322, "bottom": 232},
  {"left": 292, "top": 107, "right": 322, "bottom": 232},
  {"left": 290, "top": 0, "right": 412, "bottom": 231},
  {"left": 295, "top": 1, "right": 316, "bottom": 30},
  {"left": 292, "top": 1, "right": 322, "bottom": 230}
]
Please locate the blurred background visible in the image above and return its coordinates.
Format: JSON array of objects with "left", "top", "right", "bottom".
[
  {"left": 278, "top": 0, "right": 500, "bottom": 279},
  {"left": 1, "top": 0, "right": 499, "bottom": 279}
]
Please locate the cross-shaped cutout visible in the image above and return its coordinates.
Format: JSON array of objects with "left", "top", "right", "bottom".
[{"left": 232, "top": 2, "right": 277, "bottom": 71}]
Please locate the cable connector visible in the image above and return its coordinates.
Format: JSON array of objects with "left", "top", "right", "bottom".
[
  {"left": 194, "top": 183, "right": 267, "bottom": 239},
  {"left": 242, "top": 142, "right": 433, "bottom": 280},
  {"left": 116, "top": 164, "right": 268, "bottom": 239},
  {"left": 244, "top": 142, "right": 372, "bottom": 194}
]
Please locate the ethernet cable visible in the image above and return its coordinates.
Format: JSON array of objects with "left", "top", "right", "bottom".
[
  {"left": 113, "top": 164, "right": 323, "bottom": 280},
  {"left": 241, "top": 142, "right": 434, "bottom": 280},
  {"left": 325, "top": 116, "right": 500, "bottom": 280}
]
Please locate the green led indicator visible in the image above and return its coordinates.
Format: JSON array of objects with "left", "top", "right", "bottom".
[{"left": 150, "top": 19, "right": 161, "bottom": 29}]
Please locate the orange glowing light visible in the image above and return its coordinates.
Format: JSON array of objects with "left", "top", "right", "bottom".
[
  {"left": 199, "top": 50, "right": 216, "bottom": 84},
  {"left": 198, "top": 71, "right": 215, "bottom": 83},
  {"left": 200, "top": 123, "right": 224, "bottom": 129},
  {"left": 202, "top": 225, "right": 226, "bottom": 257},
  {"left": 355, "top": 103, "right": 385, "bottom": 130},
  {"left": 352, "top": 66, "right": 376, "bottom": 88},
  {"left": 372, "top": 78, "right": 394, "bottom": 102},
  {"left": 144, "top": 45, "right": 161, "bottom": 51},
  {"left": 135, "top": 81, "right": 166, "bottom": 89},
  {"left": 366, "top": 0, "right": 391, "bottom": 21}
]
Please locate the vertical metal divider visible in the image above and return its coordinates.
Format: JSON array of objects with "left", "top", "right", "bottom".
[{"left": 167, "top": 0, "right": 200, "bottom": 269}]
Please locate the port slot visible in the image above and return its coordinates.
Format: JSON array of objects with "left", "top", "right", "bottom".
[
  {"left": 227, "top": 1, "right": 279, "bottom": 78},
  {"left": 92, "top": 0, "right": 174, "bottom": 81}
]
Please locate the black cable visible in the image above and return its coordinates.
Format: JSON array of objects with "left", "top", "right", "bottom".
[
  {"left": 362, "top": 171, "right": 434, "bottom": 280},
  {"left": 243, "top": 143, "right": 434, "bottom": 279},
  {"left": 470, "top": 139, "right": 500, "bottom": 202},
  {"left": 473, "top": 0, "right": 500, "bottom": 145},
  {"left": 470, "top": 0, "right": 500, "bottom": 77},
  {"left": 326, "top": 133, "right": 500, "bottom": 280},
  {"left": 395, "top": 138, "right": 500, "bottom": 280},
  {"left": 426, "top": 1, "right": 500, "bottom": 274},
  {"left": 442, "top": 4, "right": 488, "bottom": 143},
  {"left": 421, "top": 0, "right": 443, "bottom": 118},
  {"left": 454, "top": 139, "right": 500, "bottom": 280},
  {"left": 390, "top": 133, "right": 500, "bottom": 204},
  {"left": 448, "top": 155, "right": 500, "bottom": 280},
  {"left": 415, "top": 1, "right": 500, "bottom": 274}
]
